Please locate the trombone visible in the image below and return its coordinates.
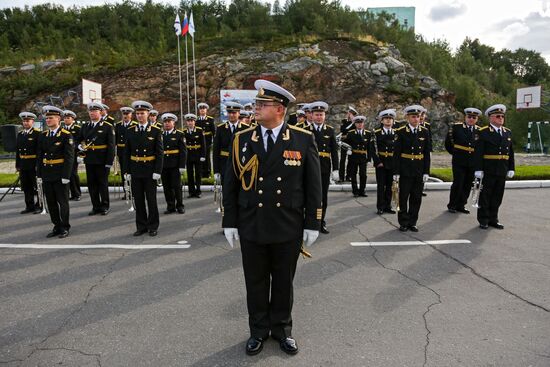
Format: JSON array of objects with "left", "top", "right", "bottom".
[
  {"left": 213, "top": 176, "right": 222, "bottom": 213},
  {"left": 124, "top": 174, "right": 135, "bottom": 212},
  {"left": 470, "top": 177, "right": 483, "bottom": 208},
  {"left": 391, "top": 179, "right": 400, "bottom": 212}
]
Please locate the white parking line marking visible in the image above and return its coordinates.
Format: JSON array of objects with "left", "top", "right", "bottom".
[
  {"left": 350, "top": 240, "right": 471, "bottom": 247},
  {"left": 0, "top": 244, "right": 192, "bottom": 250}
]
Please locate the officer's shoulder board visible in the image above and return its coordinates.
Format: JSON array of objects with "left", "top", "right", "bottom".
[
  {"left": 176, "top": 128, "right": 184, "bottom": 134},
  {"left": 288, "top": 124, "right": 313, "bottom": 135},
  {"left": 503, "top": 126, "right": 511, "bottom": 132},
  {"left": 195, "top": 126, "right": 203, "bottom": 131},
  {"left": 234, "top": 125, "right": 256, "bottom": 137},
  {"left": 207, "top": 115, "right": 214, "bottom": 119},
  {"left": 394, "top": 125, "right": 407, "bottom": 132},
  {"left": 150, "top": 124, "right": 161, "bottom": 131},
  {"left": 453, "top": 122, "right": 463, "bottom": 125},
  {"left": 479, "top": 126, "right": 489, "bottom": 131},
  {"left": 325, "top": 124, "right": 334, "bottom": 130},
  {"left": 348, "top": 129, "right": 357, "bottom": 135},
  {"left": 102, "top": 121, "right": 113, "bottom": 127},
  {"left": 61, "top": 128, "right": 71, "bottom": 135},
  {"left": 424, "top": 121, "right": 431, "bottom": 126},
  {"left": 374, "top": 128, "right": 382, "bottom": 133},
  {"left": 217, "top": 122, "right": 226, "bottom": 128}
]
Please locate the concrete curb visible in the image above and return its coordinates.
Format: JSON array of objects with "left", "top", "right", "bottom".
[{"left": 2, "top": 180, "right": 550, "bottom": 194}]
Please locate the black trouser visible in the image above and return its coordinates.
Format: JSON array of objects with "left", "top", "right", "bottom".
[
  {"left": 19, "top": 168, "right": 38, "bottom": 210},
  {"left": 131, "top": 176, "right": 159, "bottom": 231},
  {"left": 398, "top": 175, "right": 423, "bottom": 227},
  {"left": 161, "top": 167, "right": 183, "bottom": 211},
  {"left": 349, "top": 160, "right": 367, "bottom": 195},
  {"left": 43, "top": 180, "right": 70, "bottom": 232},
  {"left": 477, "top": 173, "right": 506, "bottom": 225},
  {"left": 69, "top": 157, "right": 81, "bottom": 198},
  {"left": 338, "top": 147, "right": 349, "bottom": 181},
  {"left": 240, "top": 237, "right": 301, "bottom": 341},
  {"left": 376, "top": 166, "right": 393, "bottom": 210},
  {"left": 202, "top": 144, "right": 212, "bottom": 177},
  {"left": 448, "top": 164, "right": 474, "bottom": 210},
  {"left": 321, "top": 171, "right": 330, "bottom": 224},
  {"left": 86, "top": 164, "right": 109, "bottom": 211},
  {"left": 187, "top": 160, "right": 202, "bottom": 195}
]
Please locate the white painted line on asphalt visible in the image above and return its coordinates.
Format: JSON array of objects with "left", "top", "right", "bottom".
[
  {"left": 0, "top": 244, "right": 192, "bottom": 250},
  {"left": 350, "top": 239, "right": 471, "bottom": 247}
]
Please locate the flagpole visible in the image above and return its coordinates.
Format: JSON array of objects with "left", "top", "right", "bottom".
[
  {"left": 177, "top": 35, "right": 184, "bottom": 130},
  {"left": 192, "top": 34, "right": 197, "bottom": 115},
  {"left": 185, "top": 33, "right": 190, "bottom": 114}
]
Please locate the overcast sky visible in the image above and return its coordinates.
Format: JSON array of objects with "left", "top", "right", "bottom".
[{"left": 3, "top": 0, "right": 550, "bottom": 62}]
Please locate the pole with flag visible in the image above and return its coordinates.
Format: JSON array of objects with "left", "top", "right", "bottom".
[
  {"left": 174, "top": 14, "right": 184, "bottom": 129},
  {"left": 189, "top": 11, "right": 197, "bottom": 114},
  {"left": 182, "top": 12, "right": 190, "bottom": 114}
]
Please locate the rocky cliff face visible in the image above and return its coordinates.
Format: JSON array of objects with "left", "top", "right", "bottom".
[{"left": 25, "top": 39, "right": 461, "bottom": 148}]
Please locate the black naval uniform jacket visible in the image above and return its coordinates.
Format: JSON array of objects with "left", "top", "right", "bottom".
[
  {"left": 222, "top": 123, "right": 323, "bottom": 244},
  {"left": 123, "top": 124, "right": 163, "bottom": 178},
  {"left": 445, "top": 122, "right": 480, "bottom": 168},
  {"left": 64, "top": 123, "right": 82, "bottom": 145},
  {"left": 80, "top": 120, "right": 116, "bottom": 166},
  {"left": 162, "top": 129, "right": 187, "bottom": 169},
  {"left": 393, "top": 124, "right": 431, "bottom": 177},
  {"left": 473, "top": 125, "right": 515, "bottom": 176},
  {"left": 307, "top": 124, "right": 339, "bottom": 174},
  {"left": 115, "top": 121, "right": 137, "bottom": 172},
  {"left": 196, "top": 115, "right": 216, "bottom": 146},
  {"left": 340, "top": 118, "right": 355, "bottom": 139},
  {"left": 344, "top": 129, "right": 374, "bottom": 164},
  {"left": 184, "top": 127, "right": 206, "bottom": 162},
  {"left": 371, "top": 128, "right": 395, "bottom": 169},
  {"left": 16, "top": 128, "right": 40, "bottom": 171},
  {"left": 36, "top": 128, "right": 75, "bottom": 182},
  {"left": 213, "top": 121, "right": 249, "bottom": 175}
]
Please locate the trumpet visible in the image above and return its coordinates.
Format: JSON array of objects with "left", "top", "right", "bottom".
[
  {"left": 36, "top": 177, "right": 48, "bottom": 215},
  {"left": 213, "top": 176, "right": 222, "bottom": 213},
  {"left": 124, "top": 174, "right": 135, "bottom": 212},
  {"left": 391, "top": 179, "right": 400, "bottom": 212},
  {"left": 470, "top": 177, "right": 483, "bottom": 208}
]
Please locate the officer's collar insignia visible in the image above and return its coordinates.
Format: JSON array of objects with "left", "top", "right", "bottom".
[
  {"left": 282, "top": 129, "right": 290, "bottom": 141},
  {"left": 251, "top": 130, "right": 259, "bottom": 142}
]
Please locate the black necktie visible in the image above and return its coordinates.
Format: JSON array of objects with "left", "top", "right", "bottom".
[{"left": 266, "top": 130, "right": 274, "bottom": 156}]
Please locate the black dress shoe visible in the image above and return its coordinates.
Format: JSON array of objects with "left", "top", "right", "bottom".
[
  {"left": 149, "top": 230, "right": 158, "bottom": 237},
  {"left": 408, "top": 225, "right": 419, "bottom": 232},
  {"left": 457, "top": 208, "right": 470, "bottom": 214},
  {"left": 377, "top": 209, "right": 384, "bottom": 215},
  {"left": 58, "top": 230, "right": 69, "bottom": 238},
  {"left": 177, "top": 207, "right": 185, "bottom": 214},
  {"left": 353, "top": 194, "right": 359, "bottom": 198},
  {"left": 46, "top": 230, "right": 61, "bottom": 238},
  {"left": 133, "top": 229, "right": 147, "bottom": 236},
  {"left": 196, "top": 193, "right": 201, "bottom": 198},
  {"left": 164, "top": 209, "right": 176, "bottom": 215},
  {"left": 100, "top": 209, "right": 110, "bottom": 216},
  {"left": 447, "top": 207, "right": 457, "bottom": 213},
  {"left": 88, "top": 210, "right": 99, "bottom": 216},
  {"left": 359, "top": 193, "right": 368, "bottom": 197},
  {"left": 479, "top": 223, "right": 489, "bottom": 229},
  {"left": 320, "top": 224, "right": 329, "bottom": 234},
  {"left": 245, "top": 337, "right": 264, "bottom": 356},
  {"left": 422, "top": 192, "right": 427, "bottom": 196},
  {"left": 33, "top": 208, "right": 43, "bottom": 214},
  {"left": 489, "top": 222, "right": 504, "bottom": 229},
  {"left": 73, "top": 196, "right": 81, "bottom": 201},
  {"left": 279, "top": 337, "right": 298, "bottom": 355},
  {"left": 399, "top": 225, "right": 408, "bottom": 232},
  {"left": 384, "top": 208, "right": 396, "bottom": 214},
  {"left": 20, "top": 209, "right": 33, "bottom": 214}
]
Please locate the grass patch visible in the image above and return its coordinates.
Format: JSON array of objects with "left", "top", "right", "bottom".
[{"left": 430, "top": 166, "right": 550, "bottom": 182}]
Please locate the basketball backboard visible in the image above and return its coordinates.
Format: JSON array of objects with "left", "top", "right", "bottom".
[
  {"left": 82, "top": 79, "right": 102, "bottom": 105},
  {"left": 516, "top": 86, "right": 542, "bottom": 109}
]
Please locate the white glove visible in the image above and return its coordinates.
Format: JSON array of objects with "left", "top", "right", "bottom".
[
  {"left": 214, "top": 173, "right": 221, "bottom": 183},
  {"left": 331, "top": 170, "right": 339, "bottom": 181},
  {"left": 423, "top": 174, "right": 429, "bottom": 182},
  {"left": 124, "top": 173, "right": 131, "bottom": 180},
  {"left": 393, "top": 175, "right": 400, "bottom": 182},
  {"left": 223, "top": 228, "right": 239, "bottom": 248},
  {"left": 37, "top": 177, "right": 42, "bottom": 184},
  {"left": 507, "top": 170, "right": 515, "bottom": 178},
  {"left": 200, "top": 157, "right": 206, "bottom": 162},
  {"left": 61, "top": 178, "right": 70, "bottom": 184},
  {"left": 152, "top": 173, "right": 161, "bottom": 180},
  {"left": 303, "top": 229, "right": 319, "bottom": 247},
  {"left": 346, "top": 149, "right": 352, "bottom": 156},
  {"left": 105, "top": 164, "right": 112, "bottom": 169},
  {"left": 77, "top": 157, "right": 83, "bottom": 163},
  {"left": 77, "top": 144, "right": 85, "bottom": 152},
  {"left": 474, "top": 171, "right": 484, "bottom": 179},
  {"left": 179, "top": 168, "right": 186, "bottom": 174}
]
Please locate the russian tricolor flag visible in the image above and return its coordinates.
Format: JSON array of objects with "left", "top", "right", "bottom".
[{"left": 181, "top": 12, "right": 189, "bottom": 36}]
